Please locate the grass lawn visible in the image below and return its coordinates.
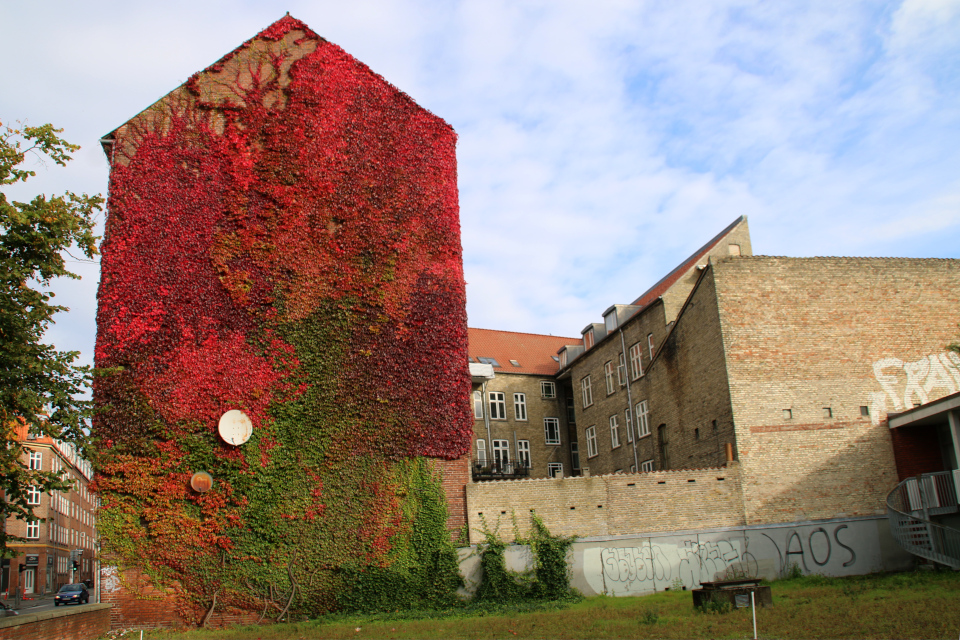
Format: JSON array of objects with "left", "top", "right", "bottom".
[{"left": 125, "top": 570, "right": 960, "bottom": 640}]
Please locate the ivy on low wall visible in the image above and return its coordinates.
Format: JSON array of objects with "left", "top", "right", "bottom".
[{"left": 93, "top": 16, "right": 471, "bottom": 625}]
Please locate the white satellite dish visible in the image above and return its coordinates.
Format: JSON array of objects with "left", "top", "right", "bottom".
[{"left": 218, "top": 410, "right": 253, "bottom": 446}]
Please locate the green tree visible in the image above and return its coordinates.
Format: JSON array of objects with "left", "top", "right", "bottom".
[{"left": 0, "top": 120, "right": 102, "bottom": 551}]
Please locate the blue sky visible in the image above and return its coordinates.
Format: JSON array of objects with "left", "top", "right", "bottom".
[{"left": 1, "top": 0, "right": 959, "bottom": 367}]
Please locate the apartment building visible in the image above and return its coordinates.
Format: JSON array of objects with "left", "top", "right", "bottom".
[
  {"left": 3, "top": 424, "right": 97, "bottom": 597},
  {"left": 468, "top": 328, "right": 581, "bottom": 481},
  {"left": 557, "top": 215, "right": 960, "bottom": 525}
]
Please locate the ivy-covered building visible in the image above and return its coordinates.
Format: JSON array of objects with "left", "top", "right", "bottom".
[{"left": 94, "top": 15, "right": 471, "bottom": 628}]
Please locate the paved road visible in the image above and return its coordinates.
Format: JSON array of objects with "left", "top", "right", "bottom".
[{"left": 3, "top": 596, "right": 97, "bottom": 615}]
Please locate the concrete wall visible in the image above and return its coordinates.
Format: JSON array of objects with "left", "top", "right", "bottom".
[
  {"left": 465, "top": 466, "right": 744, "bottom": 544},
  {"left": 458, "top": 516, "right": 913, "bottom": 598},
  {"left": 0, "top": 604, "right": 110, "bottom": 640}
]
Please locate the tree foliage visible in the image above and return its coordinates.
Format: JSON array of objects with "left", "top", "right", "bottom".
[{"left": 0, "top": 119, "right": 102, "bottom": 549}]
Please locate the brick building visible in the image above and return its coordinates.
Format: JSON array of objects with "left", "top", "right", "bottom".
[
  {"left": 467, "top": 328, "right": 581, "bottom": 481},
  {"left": 557, "top": 215, "right": 960, "bottom": 526},
  {"left": 3, "top": 424, "right": 97, "bottom": 598}
]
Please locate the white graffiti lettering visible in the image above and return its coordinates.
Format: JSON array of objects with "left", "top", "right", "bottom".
[{"left": 871, "top": 352, "right": 960, "bottom": 424}]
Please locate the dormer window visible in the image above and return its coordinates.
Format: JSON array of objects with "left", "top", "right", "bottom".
[
  {"left": 583, "top": 329, "right": 594, "bottom": 350},
  {"left": 477, "top": 357, "right": 501, "bottom": 367},
  {"left": 603, "top": 310, "right": 618, "bottom": 333}
]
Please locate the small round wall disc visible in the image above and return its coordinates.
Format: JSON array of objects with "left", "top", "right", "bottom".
[
  {"left": 190, "top": 471, "right": 213, "bottom": 493},
  {"left": 218, "top": 409, "right": 253, "bottom": 446}
]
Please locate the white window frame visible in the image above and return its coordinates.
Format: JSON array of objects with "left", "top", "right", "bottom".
[
  {"left": 581, "top": 375, "right": 593, "bottom": 407},
  {"left": 489, "top": 392, "right": 506, "bottom": 420},
  {"left": 476, "top": 439, "right": 487, "bottom": 465},
  {"left": 547, "top": 462, "right": 564, "bottom": 478},
  {"left": 492, "top": 439, "right": 510, "bottom": 466},
  {"left": 584, "top": 330, "right": 594, "bottom": 350},
  {"left": 586, "top": 426, "right": 598, "bottom": 458},
  {"left": 648, "top": 333, "right": 656, "bottom": 360},
  {"left": 629, "top": 342, "right": 643, "bottom": 379},
  {"left": 26, "top": 486, "right": 41, "bottom": 506},
  {"left": 473, "top": 391, "right": 484, "bottom": 419},
  {"left": 641, "top": 459, "right": 654, "bottom": 472},
  {"left": 544, "top": 417, "right": 561, "bottom": 445},
  {"left": 609, "top": 415, "right": 621, "bottom": 449},
  {"left": 636, "top": 400, "right": 651, "bottom": 437},
  {"left": 625, "top": 407, "right": 634, "bottom": 443},
  {"left": 26, "top": 519, "right": 39, "bottom": 539},
  {"left": 617, "top": 352, "right": 627, "bottom": 386},
  {"left": 514, "top": 393, "right": 527, "bottom": 421},
  {"left": 517, "top": 440, "right": 531, "bottom": 469},
  {"left": 29, "top": 451, "right": 42, "bottom": 470},
  {"left": 604, "top": 361, "right": 615, "bottom": 395},
  {"left": 540, "top": 381, "right": 556, "bottom": 398}
]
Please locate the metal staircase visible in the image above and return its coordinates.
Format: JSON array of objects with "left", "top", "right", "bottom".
[{"left": 887, "top": 471, "right": 960, "bottom": 569}]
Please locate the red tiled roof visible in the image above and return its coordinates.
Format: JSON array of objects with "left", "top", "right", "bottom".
[
  {"left": 631, "top": 216, "right": 745, "bottom": 308},
  {"left": 468, "top": 328, "right": 581, "bottom": 376}
]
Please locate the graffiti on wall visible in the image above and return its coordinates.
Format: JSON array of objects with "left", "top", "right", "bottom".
[
  {"left": 871, "top": 352, "right": 960, "bottom": 424},
  {"left": 580, "top": 519, "right": 885, "bottom": 597}
]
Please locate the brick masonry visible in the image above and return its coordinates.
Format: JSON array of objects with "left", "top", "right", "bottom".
[
  {"left": 464, "top": 465, "right": 744, "bottom": 544},
  {"left": 0, "top": 604, "right": 110, "bottom": 640},
  {"left": 713, "top": 256, "right": 960, "bottom": 525}
]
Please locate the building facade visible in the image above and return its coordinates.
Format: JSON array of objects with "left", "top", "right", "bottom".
[
  {"left": 468, "top": 328, "right": 580, "bottom": 481},
  {"left": 3, "top": 425, "right": 97, "bottom": 597},
  {"left": 556, "top": 216, "right": 960, "bottom": 527}
]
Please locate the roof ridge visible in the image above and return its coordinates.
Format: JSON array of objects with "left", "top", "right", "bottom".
[{"left": 468, "top": 327, "right": 580, "bottom": 341}]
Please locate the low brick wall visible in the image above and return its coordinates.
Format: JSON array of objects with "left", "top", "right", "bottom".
[
  {"left": 0, "top": 603, "right": 110, "bottom": 640},
  {"left": 465, "top": 465, "right": 744, "bottom": 543}
]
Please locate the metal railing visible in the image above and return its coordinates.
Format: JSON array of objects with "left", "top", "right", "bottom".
[
  {"left": 471, "top": 458, "right": 531, "bottom": 482},
  {"left": 886, "top": 471, "right": 960, "bottom": 569}
]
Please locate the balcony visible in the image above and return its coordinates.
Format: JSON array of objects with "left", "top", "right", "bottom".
[
  {"left": 472, "top": 459, "right": 530, "bottom": 482},
  {"left": 887, "top": 471, "right": 960, "bottom": 569}
]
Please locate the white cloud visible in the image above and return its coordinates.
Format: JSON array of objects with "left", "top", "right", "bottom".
[{"left": 1, "top": 0, "right": 958, "bottom": 357}]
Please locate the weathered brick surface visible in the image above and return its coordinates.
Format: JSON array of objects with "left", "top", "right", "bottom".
[
  {"left": 713, "top": 256, "right": 960, "bottom": 525},
  {"left": 0, "top": 604, "right": 110, "bottom": 640},
  {"left": 465, "top": 465, "right": 744, "bottom": 543},
  {"left": 437, "top": 456, "right": 469, "bottom": 536}
]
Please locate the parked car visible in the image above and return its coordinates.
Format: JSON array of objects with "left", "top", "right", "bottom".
[{"left": 54, "top": 583, "right": 89, "bottom": 606}]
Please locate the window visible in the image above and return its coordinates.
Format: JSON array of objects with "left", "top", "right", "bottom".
[
  {"left": 476, "top": 439, "right": 487, "bottom": 464},
  {"left": 625, "top": 407, "right": 633, "bottom": 443},
  {"left": 584, "top": 329, "right": 594, "bottom": 350},
  {"left": 586, "top": 426, "right": 598, "bottom": 458},
  {"left": 609, "top": 415, "right": 621, "bottom": 448},
  {"left": 604, "top": 361, "right": 615, "bottom": 394},
  {"left": 509, "top": 359, "right": 521, "bottom": 367},
  {"left": 566, "top": 396, "right": 576, "bottom": 424},
  {"left": 489, "top": 392, "right": 506, "bottom": 420},
  {"left": 617, "top": 353, "right": 627, "bottom": 386},
  {"left": 29, "top": 451, "right": 42, "bottom": 470},
  {"left": 514, "top": 393, "right": 527, "bottom": 421},
  {"left": 27, "top": 486, "right": 41, "bottom": 505},
  {"left": 629, "top": 343, "right": 643, "bottom": 379},
  {"left": 648, "top": 333, "right": 656, "bottom": 359},
  {"left": 473, "top": 391, "right": 483, "bottom": 419},
  {"left": 822, "top": 407, "right": 832, "bottom": 419},
  {"left": 540, "top": 381, "right": 556, "bottom": 398},
  {"left": 492, "top": 440, "right": 510, "bottom": 467},
  {"left": 517, "top": 440, "right": 531, "bottom": 469},
  {"left": 547, "top": 463, "right": 564, "bottom": 478},
  {"left": 581, "top": 375, "right": 593, "bottom": 407},
  {"left": 641, "top": 459, "right": 654, "bottom": 472},
  {"left": 26, "top": 519, "right": 39, "bottom": 539},
  {"left": 860, "top": 406, "right": 870, "bottom": 417},
  {"left": 477, "top": 357, "right": 501, "bottom": 367},
  {"left": 544, "top": 418, "right": 561, "bottom": 445},
  {"left": 570, "top": 442, "right": 581, "bottom": 470},
  {"left": 636, "top": 400, "right": 650, "bottom": 437}
]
